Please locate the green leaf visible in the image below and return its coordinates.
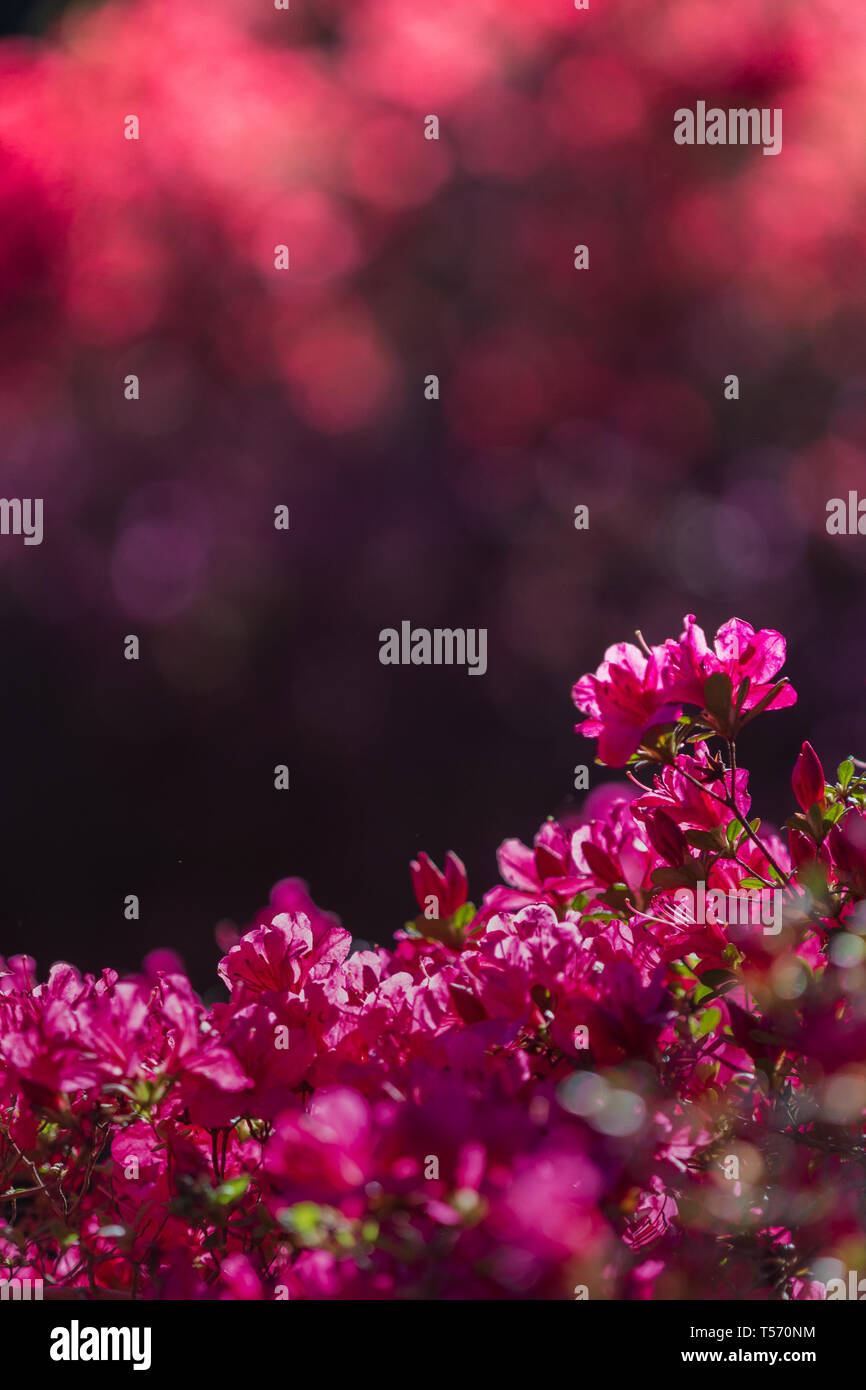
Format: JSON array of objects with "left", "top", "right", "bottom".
[
  {"left": 703, "top": 673, "right": 733, "bottom": 723},
  {"left": 669, "top": 961, "right": 697, "bottom": 979},
  {"left": 214, "top": 1175, "right": 250, "bottom": 1205},
  {"left": 838, "top": 759, "right": 855, "bottom": 791},
  {"left": 696, "top": 1007, "right": 722, "bottom": 1037},
  {"left": 281, "top": 1201, "right": 325, "bottom": 1240},
  {"left": 685, "top": 827, "right": 726, "bottom": 852},
  {"left": 806, "top": 804, "right": 825, "bottom": 840},
  {"left": 706, "top": 979, "right": 738, "bottom": 999},
  {"left": 698, "top": 968, "right": 736, "bottom": 989},
  {"left": 452, "top": 902, "right": 477, "bottom": 929},
  {"left": 735, "top": 678, "right": 751, "bottom": 716},
  {"left": 726, "top": 819, "right": 744, "bottom": 847}
]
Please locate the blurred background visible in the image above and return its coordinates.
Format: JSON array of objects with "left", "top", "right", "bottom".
[{"left": 1, "top": 0, "right": 866, "bottom": 988}]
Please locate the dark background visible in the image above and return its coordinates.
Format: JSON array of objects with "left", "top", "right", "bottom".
[{"left": 1, "top": 0, "right": 865, "bottom": 989}]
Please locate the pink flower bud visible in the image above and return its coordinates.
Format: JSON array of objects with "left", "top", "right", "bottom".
[
  {"left": 788, "top": 825, "right": 814, "bottom": 871},
  {"left": 792, "top": 741, "right": 825, "bottom": 812},
  {"left": 410, "top": 851, "right": 467, "bottom": 916},
  {"left": 643, "top": 809, "right": 687, "bottom": 865},
  {"left": 582, "top": 840, "right": 621, "bottom": 885}
]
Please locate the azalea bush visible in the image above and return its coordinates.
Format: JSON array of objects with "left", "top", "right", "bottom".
[
  {"left": 4, "top": 0, "right": 866, "bottom": 995},
  {"left": 2, "top": 613, "right": 866, "bottom": 1300}
]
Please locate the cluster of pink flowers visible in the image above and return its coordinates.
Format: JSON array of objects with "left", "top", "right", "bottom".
[{"left": 3, "top": 615, "right": 866, "bottom": 1300}]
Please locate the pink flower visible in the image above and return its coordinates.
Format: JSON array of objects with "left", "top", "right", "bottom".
[
  {"left": 662, "top": 615, "right": 797, "bottom": 719},
  {"left": 218, "top": 911, "right": 352, "bottom": 1002},
  {"left": 633, "top": 743, "right": 750, "bottom": 831},
  {"left": 623, "top": 1178, "right": 678, "bottom": 1252},
  {"left": 410, "top": 851, "right": 468, "bottom": 918},
  {"left": 828, "top": 808, "right": 866, "bottom": 894},
  {"left": 573, "top": 638, "right": 679, "bottom": 766},
  {"left": 264, "top": 1088, "right": 373, "bottom": 1206},
  {"left": 570, "top": 798, "right": 656, "bottom": 901},
  {"left": 218, "top": 1254, "right": 264, "bottom": 1301},
  {"left": 186, "top": 1002, "right": 316, "bottom": 1127},
  {"left": 482, "top": 818, "right": 583, "bottom": 915}
]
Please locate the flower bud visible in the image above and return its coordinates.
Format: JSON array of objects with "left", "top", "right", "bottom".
[
  {"left": 410, "top": 851, "right": 467, "bottom": 917},
  {"left": 582, "top": 840, "right": 621, "bottom": 886},
  {"left": 642, "top": 809, "right": 687, "bottom": 865},
  {"left": 792, "top": 742, "right": 825, "bottom": 812},
  {"left": 788, "top": 825, "right": 814, "bottom": 872}
]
